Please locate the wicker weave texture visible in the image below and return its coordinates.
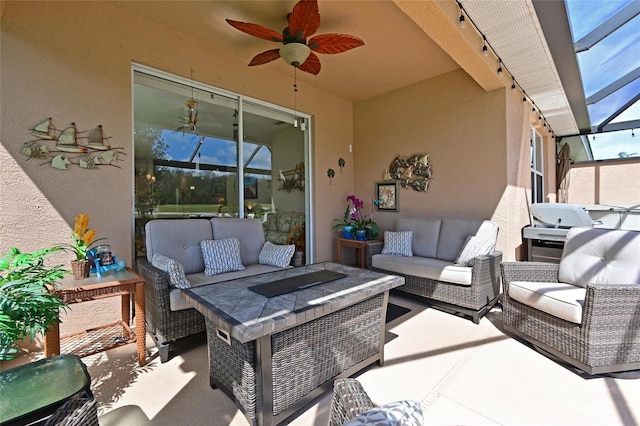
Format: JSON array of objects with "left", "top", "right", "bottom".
[
  {"left": 329, "top": 378, "right": 375, "bottom": 426},
  {"left": 501, "top": 262, "right": 640, "bottom": 371},
  {"left": 206, "top": 294, "right": 384, "bottom": 421},
  {"left": 369, "top": 245, "right": 502, "bottom": 311},
  {"left": 271, "top": 294, "right": 383, "bottom": 415},
  {"left": 43, "top": 398, "right": 98, "bottom": 426},
  {"left": 137, "top": 258, "right": 205, "bottom": 345}
]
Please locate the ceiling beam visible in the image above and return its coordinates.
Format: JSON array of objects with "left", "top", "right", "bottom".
[
  {"left": 586, "top": 66, "right": 640, "bottom": 105},
  {"left": 574, "top": 1, "right": 640, "bottom": 52},
  {"left": 532, "top": 0, "right": 591, "bottom": 133}
]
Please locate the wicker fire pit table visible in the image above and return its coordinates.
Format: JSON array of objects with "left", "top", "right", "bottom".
[{"left": 182, "top": 262, "right": 404, "bottom": 426}]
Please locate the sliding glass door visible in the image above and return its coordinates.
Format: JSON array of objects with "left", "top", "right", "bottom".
[{"left": 132, "top": 66, "right": 310, "bottom": 262}]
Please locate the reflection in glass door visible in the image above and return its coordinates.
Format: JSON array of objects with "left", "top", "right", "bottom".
[
  {"left": 132, "top": 66, "right": 310, "bottom": 263},
  {"left": 242, "top": 101, "right": 307, "bottom": 264}
]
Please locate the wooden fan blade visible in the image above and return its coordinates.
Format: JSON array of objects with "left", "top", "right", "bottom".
[
  {"left": 248, "top": 49, "right": 282, "bottom": 66},
  {"left": 226, "top": 19, "right": 283, "bottom": 42},
  {"left": 288, "top": 0, "right": 320, "bottom": 40},
  {"left": 308, "top": 34, "right": 365, "bottom": 54},
  {"left": 297, "top": 52, "right": 321, "bottom": 75}
]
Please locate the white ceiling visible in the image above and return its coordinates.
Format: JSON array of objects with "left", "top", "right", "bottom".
[{"left": 109, "top": 0, "right": 578, "bottom": 137}]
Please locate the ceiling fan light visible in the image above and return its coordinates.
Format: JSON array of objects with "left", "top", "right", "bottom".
[{"left": 279, "top": 43, "right": 311, "bottom": 67}]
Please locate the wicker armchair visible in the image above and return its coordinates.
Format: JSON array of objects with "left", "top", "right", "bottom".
[
  {"left": 44, "top": 398, "right": 98, "bottom": 426},
  {"left": 329, "top": 378, "right": 424, "bottom": 426},
  {"left": 501, "top": 227, "right": 640, "bottom": 376},
  {"left": 329, "top": 379, "right": 375, "bottom": 426}
]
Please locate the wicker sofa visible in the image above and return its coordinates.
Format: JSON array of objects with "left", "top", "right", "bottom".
[
  {"left": 368, "top": 217, "right": 502, "bottom": 323},
  {"left": 137, "top": 217, "right": 289, "bottom": 362},
  {"left": 501, "top": 226, "right": 640, "bottom": 376}
]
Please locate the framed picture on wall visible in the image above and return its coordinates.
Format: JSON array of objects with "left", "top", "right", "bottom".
[
  {"left": 376, "top": 182, "right": 399, "bottom": 211},
  {"left": 244, "top": 177, "right": 258, "bottom": 199}
]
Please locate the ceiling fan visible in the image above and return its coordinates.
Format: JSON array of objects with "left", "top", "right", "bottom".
[{"left": 226, "top": 0, "right": 364, "bottom": 75}]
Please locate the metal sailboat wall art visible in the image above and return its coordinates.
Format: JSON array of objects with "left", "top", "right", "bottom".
[{"left": 22, "top": 118, "right": 123, "bottom": 170}]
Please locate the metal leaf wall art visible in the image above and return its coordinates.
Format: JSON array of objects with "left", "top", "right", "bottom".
[
  {"left": 22, "top": 118, "right": 125, "bottom": 170},
  {"left": 387, "top": 153, "right": 432, "bottom": 192}
]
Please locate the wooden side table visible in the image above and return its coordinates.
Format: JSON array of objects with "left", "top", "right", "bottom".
[
  {"left": 45, "top": 267, "right": 146, "bottom": 366},
  {"left": 336, "top": 237, "right": 382, "bottom": 269}
]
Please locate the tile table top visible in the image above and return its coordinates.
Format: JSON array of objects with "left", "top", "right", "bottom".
[{"left": 182, "top": 262, "right": 404, "bottom": 343}]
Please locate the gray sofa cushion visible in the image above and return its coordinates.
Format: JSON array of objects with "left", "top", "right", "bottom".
[
  {"left": 372, "top": 254, "right": 473, "bottom": 286},
  {"left": 211, "top": 218, "right": 265, "bottom": 265},
  {"left": 145, "top": 219, "right": 213, "bottom": 274},
  {"left": 559, "top": 226, "right": 640, "bottom": 287},
  {"left": 396, "top": 218, "right": 441, "bottom": 258},
  {"left": 436, "top": 219, "right": 498, "bottom": 262}
]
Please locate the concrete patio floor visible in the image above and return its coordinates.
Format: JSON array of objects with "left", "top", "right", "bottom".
[{"left": 6, "top": 293, "right": 640, "bottom": 425}]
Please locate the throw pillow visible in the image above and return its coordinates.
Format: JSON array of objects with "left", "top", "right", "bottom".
[
  {"left": 381, "top": 231, "right": 413, "bottom": 257},
  {"left": 455, "top": 235, "right": 495, "bottom": 266},
  {"left": 151, "top": 254, "right": 191, "bottom": 289},
  {"left": 344, "top": 400, "right": 424, "bottom": 426},
  {"left": 258, "top": 241, "right": 295, "bottom": 268},
  {"left": 201, "top": 238, "right": 245, "bottom": 275}
]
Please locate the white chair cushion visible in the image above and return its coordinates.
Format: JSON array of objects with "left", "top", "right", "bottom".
[
  {"left": 559, "top": 227, "right": 640, "bottom": 287},
  {"left": 509, "top": 281, "right": 586, "bottom": 324}
]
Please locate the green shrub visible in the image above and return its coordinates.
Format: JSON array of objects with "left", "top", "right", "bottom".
[{"left": 0, "top": 247, "right": 69, "bottom": 360}]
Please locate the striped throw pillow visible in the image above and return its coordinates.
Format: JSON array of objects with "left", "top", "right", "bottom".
[
  {"left": 151, "top": 254, "right": 191, "bottom": 289},
  {"left": 201, "top": 238, "right": 245, "bottom": 275},
  {"left": 381, "top": 231, "right": 414, "bottom": 257},
  {"left": 258, "top": 242, "right": 295, "bottom": 268}
]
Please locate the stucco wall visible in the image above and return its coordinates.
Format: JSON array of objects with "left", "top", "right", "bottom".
[
  {"left": 1, "top": 0, "right": 543, "bottom": 340},
  {"left": 354, "top": 69, "right": 532, "bottom": 260},
  {"left": 568, "top": 159, "right": 640, "bottom": 205},
  {"left": 0, "top": 0, "right": 352, "bottom": 334},
  {"left": 0, "top": 0, "right": 353, "bottom": 266}
]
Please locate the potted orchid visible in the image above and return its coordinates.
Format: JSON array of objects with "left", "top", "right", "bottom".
[{"left": 332, "top": 195, "right": 379, "bottom": 240}]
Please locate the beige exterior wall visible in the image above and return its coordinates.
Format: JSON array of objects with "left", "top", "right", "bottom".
[
  {"left": 1, "top": 1, "right": 543, "bottom": 334},
  {"left": 567, "top": 159, "right": 640, "bottom": 205},
  {"left": 354, "top": 69, "right": 531, "bottom": 260},
  {"left": 0, "top": 0, "right": 352, "bottom": 268}
]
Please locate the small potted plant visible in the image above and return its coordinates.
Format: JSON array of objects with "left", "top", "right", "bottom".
[
  {"left": 332, "top": 195, "right": 378, "bottom": 240},
  {"left": 0, "top": 246, "right": 69, "bottom": 360},
  {"left": 64, "top": 213, "right": 105, "bottom": 279}
]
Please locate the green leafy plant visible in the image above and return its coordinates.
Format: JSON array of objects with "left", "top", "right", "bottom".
[{"left": 0, "top": 246, "right": 69, "bottom": 360}]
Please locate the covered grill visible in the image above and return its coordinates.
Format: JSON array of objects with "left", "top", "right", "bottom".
[{"left": 523, "top": 203, "right": 594, "bottom": 262}]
